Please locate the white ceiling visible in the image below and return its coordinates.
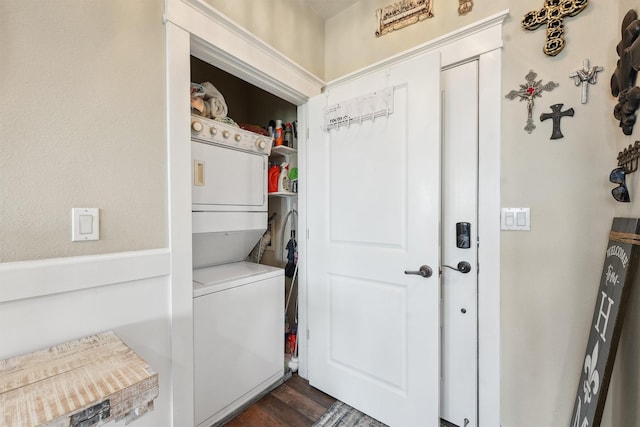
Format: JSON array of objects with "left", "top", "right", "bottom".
[{"left": 302, "top": 0, "right": 360, "bottom": 20}]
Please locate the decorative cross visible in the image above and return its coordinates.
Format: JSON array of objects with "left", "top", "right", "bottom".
[
  {"left": 540, "top": 103, "right": 574, "bottom": 139},
  {"left": 522, "top": 0, "right": 589, "bottom": 57},
  {"left": 458, "top": 0, "right": 473, "bottom": 16},
  {"left": 505, "top": 70, "right": 559, "bottom": 134},
  {"left": 570, "top": 59, "right": 604, "bottom": 104}
]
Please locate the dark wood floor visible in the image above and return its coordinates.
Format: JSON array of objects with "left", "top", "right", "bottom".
[{"left": 223, "top": 374, "right": 337, "bottom": 427}]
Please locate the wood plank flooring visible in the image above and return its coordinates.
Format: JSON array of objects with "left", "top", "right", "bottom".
[{"left": 223, "top": 374, "right": 336, "bottom": 427}]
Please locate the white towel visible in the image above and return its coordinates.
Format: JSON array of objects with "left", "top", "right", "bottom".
[{"left": 201, "top": 82, "right": 228, "bottom": 119}]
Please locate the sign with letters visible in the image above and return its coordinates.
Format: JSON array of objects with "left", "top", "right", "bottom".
[{"left": 571, "top": 218, "right": 640, "bottom": 427}]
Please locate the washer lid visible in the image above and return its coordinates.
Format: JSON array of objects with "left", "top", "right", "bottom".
[{"left": 193, "top": 261, "right": 283, "bottom": 297}]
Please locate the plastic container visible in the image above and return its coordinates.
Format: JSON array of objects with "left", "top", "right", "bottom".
[
  {"left": 274, "top": 120, "right": 283, "bottom": 146},
  {"left": 284, "top": 123, "right": 292, "bottom": 147},
  {"left": 268, "top": 165, "right": 280, "bottom": 193}
]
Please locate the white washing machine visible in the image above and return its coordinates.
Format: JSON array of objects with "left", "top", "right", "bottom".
[{"left": 193, "top": 261, "right": 284, "bottom": 427}]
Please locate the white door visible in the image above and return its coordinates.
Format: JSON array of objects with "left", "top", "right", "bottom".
[
  {"left": 440, "top": 61, "right": 479, "bottom": 427},
  {"left": 307, "top": 52, "right": 442, "bottom": 426}
]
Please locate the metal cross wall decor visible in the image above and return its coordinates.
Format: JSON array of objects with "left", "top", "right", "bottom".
[
  {"left": 569, "top": 59, "right": 604, "bottom": 104},
  {"left": 540, "top": 103, "right": 574, "bottom": 139},
  {"left": 522, "top": 0, "right": 589, "bottom": 57},
  {"left": 505, "top": 70, "right": 559, "bottom": 134}
]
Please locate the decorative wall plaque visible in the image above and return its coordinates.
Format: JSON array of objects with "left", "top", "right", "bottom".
[
  {"left": 569, "top": 59, "right": 604, "bottom": 104},
  {"left": 375, "top": 0, "right": 433, "bottom": 37},
  {"left": 522, "top": 0, "right": 589, "bottom": 56},
  {"left": 458, "top": 0, "right": 473, "bottom": 16},
  {"left": 611, "top": 10, "right": 640, "bottom": 135},
  {"left": 570, "top": 218, "right": 640, "bottom": 427},
  {"left": 505, "top": 70, "right": 559, "bottom": 134}
]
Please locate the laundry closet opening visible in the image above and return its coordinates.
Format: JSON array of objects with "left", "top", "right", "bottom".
[{"left": 190, "top": 55, "right": 301, "bottom": 426}]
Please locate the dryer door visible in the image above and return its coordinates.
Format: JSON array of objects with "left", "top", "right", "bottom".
[{"left": 191, "top": 141, "right": 267, "bottom": 212}]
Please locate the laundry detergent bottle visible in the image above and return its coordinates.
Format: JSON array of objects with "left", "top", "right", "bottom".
[{"left": 268, "top": 165, "right": 280, "bottom": 193}]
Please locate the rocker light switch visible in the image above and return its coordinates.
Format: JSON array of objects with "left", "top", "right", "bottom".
[
  {"left": 501, "top": 208, "right": 530, "bottom": 231},
  {"left": 72, "top": 208, "right": 100, "bottom": 241}
]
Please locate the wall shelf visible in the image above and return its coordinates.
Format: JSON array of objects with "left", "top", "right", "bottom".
[
  {"left": 269, "top": 191, "right": 297, "bottom": 197},
  {"left": 271, "top": 145, "right": 297, "bottom": 157}
]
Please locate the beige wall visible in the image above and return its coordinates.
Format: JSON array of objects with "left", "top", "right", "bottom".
[
  {"left": 0, "top": 0, "right": 167, "bottom": 262},
  {"left": 324, "top": 0, "right": 507, "bottom": 81},
  {"left": 501, "top": 2, "right": 618, "bottom": 426},
  {"left": 203, "top": 0, "right": 325, "bottom": 80}
]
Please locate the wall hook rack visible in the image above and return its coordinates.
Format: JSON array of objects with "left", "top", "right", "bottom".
[{"left": 617, "top": 141, "right": 640, "bottom": 174}]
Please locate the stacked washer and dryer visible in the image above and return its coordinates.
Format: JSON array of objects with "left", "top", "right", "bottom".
[{"left": 190, "top": 114, "right": 284, "bottom": 427}]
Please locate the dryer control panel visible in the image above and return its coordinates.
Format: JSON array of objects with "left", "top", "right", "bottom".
[{"left": 191, "top": 115, "right": 273, "bottom": 156}]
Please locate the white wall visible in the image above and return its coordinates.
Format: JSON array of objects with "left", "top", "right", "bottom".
[{"left": 0, "top": 0, "right": 167, "bottom": 262}]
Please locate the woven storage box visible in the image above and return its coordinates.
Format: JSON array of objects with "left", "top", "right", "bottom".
[{"left": 0, "top": 331, "right": 158, "bottom": 427}]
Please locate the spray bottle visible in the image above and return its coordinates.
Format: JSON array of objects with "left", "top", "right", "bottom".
[{"left": 278, "top": 162, "right": 290, "bottom": 192}]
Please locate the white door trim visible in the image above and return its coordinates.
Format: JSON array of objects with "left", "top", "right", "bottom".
[{"left": 165, "top": 2, "right": 506, "bottom": 424}]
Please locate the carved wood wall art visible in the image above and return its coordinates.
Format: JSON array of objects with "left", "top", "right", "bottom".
[
  {"left": 522, "top": 0, "right": 589, "bottom": 57},
  {"left": 375, "top": 0, "right": 433, "bottom": 37},
  {"left": 570, "top": 59, "right": 604, "bottom": 104},
  {"left": 458, "top": 0, "right": 473, "bottom": 16},
  {"left": 611, "top": 10, "right": 640, "bottom": 135},
  {"left": 505, "top": 70, "right": 559, "bottom": 134}
]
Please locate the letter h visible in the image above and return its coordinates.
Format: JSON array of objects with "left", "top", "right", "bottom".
[{"left": 594, "top": 291, "right": 614, "bottom": 342}]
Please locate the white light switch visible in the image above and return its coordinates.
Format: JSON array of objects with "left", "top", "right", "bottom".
[
  {"left": 501, "top": 208, "right": 530, "bottom": 231},
  {"left": 72, "top": 208, "right": 99, "bottom": 241},
  {"left": 79, "top": 215, "right": 93, "bottom": 234}
]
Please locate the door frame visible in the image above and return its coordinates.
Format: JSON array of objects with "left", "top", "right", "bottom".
[
  {"left": 165, "top": 1, "right": 506, "bottom": 425},
  {"left": 319, "top": 15, "right": 505, "bottom": 426}
]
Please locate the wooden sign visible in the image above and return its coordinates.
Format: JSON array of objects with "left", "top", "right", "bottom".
[
  {"left": 0, "top": 331, "right": 158, "bottom": 427},
  {"left": 571, "top": 218, "right": 640, "bottom": 427}
]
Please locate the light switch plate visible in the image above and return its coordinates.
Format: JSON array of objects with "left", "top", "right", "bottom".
[
  {"left": 72, "top": 208, "right": 99, "bottom": 241},
  {"left": 501, "top": 208, "right": 530, "bottom": 231}
]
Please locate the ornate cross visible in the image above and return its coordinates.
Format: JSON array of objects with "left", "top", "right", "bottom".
[
  {"left": 540, "top": 103, "right": 574, "bottom": 139},
  {"left": 522, "top": 0, "right": 589, "bottom": 56},
  {"left": 505, "top": 70, "right": 559, "bottom": 134},
  {"left": 570, "top": 59, "right": 604, "bottom": 104}
]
